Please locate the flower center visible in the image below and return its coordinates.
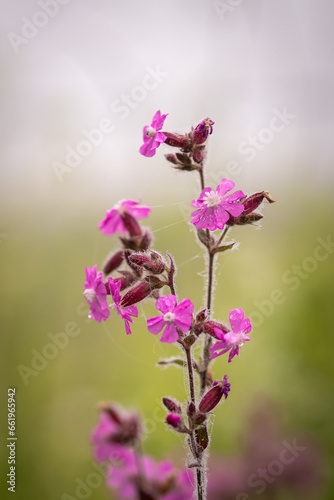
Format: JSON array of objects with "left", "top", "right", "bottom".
[
  {"left": 163, "top": 312, "right": 175, "bottom": 323},
  {"left": 204, "top": 190, "right": 221, "bottom": 207},
  {"left": 146, "top": 126, "right": 156, "bottom": 138},
  {"left": 84, "top": 288, "right": 96, "bottom": 302}
]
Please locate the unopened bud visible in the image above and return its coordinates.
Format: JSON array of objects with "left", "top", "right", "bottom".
[
  {"left": 193, "top": 147, "right": 204, "bottom": 164},
  {"left": 192, "top": 118, "right": 214, "bottom": 145},
  {"left": 166, "top": 413, "right": 181, "bottom": 428},
  {"left": 120, "top": 280, "right": 152, "bottom": 308},
  {"left": 103, "top": 250, "right": 124, "bottom": 275},
  {"left": 165, "top": 153, "right": 178, "bottom": 164},
  {"left": 130, "top": 251, "right": 166, "bottom": 274},
  {"left": 199, "top": 375, "right": 230, "bottom": 413},
  {"left": 121, "top": 212, "right": 142, "bottom": 237},
  {"left": 163, "top": 132, "right": 189, "bottom": 148},
  {"left": 114, "top": 271, "right": 137, "bottom": 291},
  {"left": 162, "top": 397, "right": 182, "bottom": 414},
  {"left": 166, "top": 413, "right": 188, "bottom": 433},
  {"left": 242, "top": 191, "right": 275, "bottom": 215}
]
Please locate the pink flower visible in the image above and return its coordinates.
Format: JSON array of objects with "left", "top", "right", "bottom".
[
  {"left": 139, "top": 110, "right": 168, "bottom": 157},
  {"left": 147, "top": 295, "right": 194, "bottom": 343},
  {"left": 108, "top": 277, "right": 138, "bottom": 335},
  {"left": 83, "top": 265, "right": 110, "bottom": 322},
  {"left": 191, "top": 179, "right": 245, "bottom": 231},
  {"left": 99, "top": 199, "right": 151, "bottom": 236},
  {"left": 210, "top": 308, "right": 252, "bottom": 362}
]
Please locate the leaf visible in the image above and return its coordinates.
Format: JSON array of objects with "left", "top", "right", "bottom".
[
  {"left": 196, "top": 426, "right": 209, "bottom": 453},
  {"left": 157, "top": 358, "right": 185, "bottom": 368},
  {"left": 213, "top": 242, "right": 235, "bottom": 254}
]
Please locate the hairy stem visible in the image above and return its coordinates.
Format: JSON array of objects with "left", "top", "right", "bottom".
[
  {"left": 200, "top": 251, "right": 215, "bottom": 396},
  {"left": 184, "top": 346, "right": 204, "bottom": 500}
]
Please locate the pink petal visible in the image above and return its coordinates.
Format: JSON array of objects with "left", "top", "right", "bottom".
[
  {"left": 99, "top": 210, "right": 126, "bottom": 235},
  {"left": 224, "top": 190, "right": 245, "bottom": 202},
  {"left": 151, "top": 110, "right": 168, "bottom": 131},
  {"left": 228, "top": 345, "right": 239, "bottom": 362},
  {"left": 191, "top": 207, "right": 219, "bottom": 231},
  {"left": 139, "top": 138, "right": 155, "bottom": 157},
  {"left": 223, "top": 201, "right": 244, "bottom": 217},
  {"left": 160, "top": 323, "right": 179, "bottom": 343},
  {"left": 229, "top": 308, "right": 244, "bottom": 333},
  {"left": 147, "top": 315, "right": 165, "bottom": 335},
  {"left": 214, "top": 207, "right": 230, "bottom": 229},
  {"left": 241, "top": 317, "right": 252, "bottom": 335},
  {"left": 216, "top": 179, "right": 235, "bottom": 197},
  {"left": 155, "top": 295, "right": 177, "bottom": 314}
]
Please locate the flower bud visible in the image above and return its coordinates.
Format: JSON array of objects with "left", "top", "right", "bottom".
[
  {"left": 120, "top": 212, "right": 142, "bottom": 237},
  {"left": 242, "top": 191, "right": 275, "bottom": 215},
  {"left": 114, "top": 270, "right": 137, "bottom": 291},
  {"left": 165, "top": 153, "right": 178, "bottom": 164},
  {"left": 227, "top": 212, "right": 263, "bottom": 226},
  {"left": 192, "top": 118, "right": 214, "bottom": 145},
  {"left": 103, "top": 250, "right": 124, "bottom": 275},
  {"left": 162, "top": 397, "right": 182, "bottom": 414},
  {"left": 193, "top": 147, "right": 204, "bottom": 164},
  {"left": 163, "top": 132, "right": 189, "bottom": 148},
  {"left": 166, "top": 413, "right": 188, "bottom": 433},
  {"left": 120, "top": 280, "right": 152, "bottom": 308},
  {"left": 129, "top": 251, "right": 166, "bottom": 274},
  {"left": 166, "top": 413, "right": 181, "bottom": 428},
  {"left": 199, "top": 375, "right": 230, "bottom": 413}
]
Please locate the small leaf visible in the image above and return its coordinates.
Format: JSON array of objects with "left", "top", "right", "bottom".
[
  {"left": 213, "top": 242, "right": 235, "bottom": 254},
  {"left": 157, "top": 358, "right": 185, "bottom": 368},
  {"left": 196, "top": 426, "right": 209, "bottom": 453}
]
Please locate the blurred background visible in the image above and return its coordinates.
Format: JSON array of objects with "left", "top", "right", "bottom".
[{"left": 1, "top": 0, "right": 334, "bottom": 498}]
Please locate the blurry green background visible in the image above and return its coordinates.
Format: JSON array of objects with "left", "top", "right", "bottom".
[{"left": 1, "top": 1, "right": 334, "bottom": 499}]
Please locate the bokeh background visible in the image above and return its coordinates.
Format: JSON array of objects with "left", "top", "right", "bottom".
[{"left": 1, "top": 0, "right": 334, "bottom": 499}]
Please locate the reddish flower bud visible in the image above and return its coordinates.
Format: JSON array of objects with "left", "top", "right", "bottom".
[
  {"left": 120, "top": 280, "right": 152, "bottom": 308},
  {"left": 129, "top": 251, "right": 166, "bottom": 274},
  {"left": 242, "top": 191, "right": 275, "bottom": 215},
  {"left": 199, "top": 375, "right": 230, "bottom": 413},
  {"left": 227, "top": 212, "right": 263, "bottom": 226},
  {"left": 166, "top": 413, "right": 181, "bottom": 428},
  {"left": 193, "top": 147, "right": 204, "bottom": 164},
  {"left": 192, "top": 118, "right": 214, "bottom": 145},
  {"left": 162, "top": 397, "right": 182, "bottom": 414},
  {"left": 120, "top": 212, "right": 142, "bottom": 237},
  {"left": 204, "top": 320, "right": 229, "bottom": 339},
  {"left": 102, "top": 250, "right": 124, "bottom": 275},
  {"left": 165, "top": 153, "right": 178, "bottom": 164},
  {"left": 163, "top": 132, "right": 189, "bottom": 148},
  {"left": 114, "top": 270, "right": 137, "bottom": 291},
  {"left": 166, "top": 413, "right": 188, "bottom": 433}
]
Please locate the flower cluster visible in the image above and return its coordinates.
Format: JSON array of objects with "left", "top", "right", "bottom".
[
  {"left": 91, "top": 403, "right": 193, "bottom": 500},
  {"left": 85, "top": 111, "right": 275, "bottom": 500}
]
